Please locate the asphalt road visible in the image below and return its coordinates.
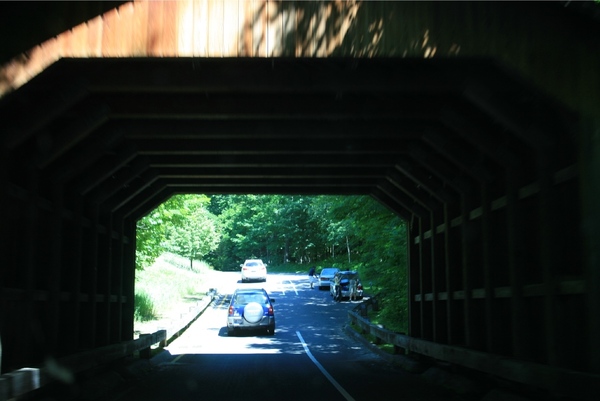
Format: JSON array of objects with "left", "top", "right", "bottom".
[{"left": 105, "top": 273, "right": 459, "bottom": 401}]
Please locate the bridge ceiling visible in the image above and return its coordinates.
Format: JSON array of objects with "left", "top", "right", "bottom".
[{"left": 0, "top": 56, "right": 576, "bottom": 221}]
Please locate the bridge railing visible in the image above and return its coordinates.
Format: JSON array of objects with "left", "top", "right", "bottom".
[
  {"left": 0, "top": 329, "right": 166, "bottom": 401},
  {"left": 0, "top": 288, "right": 217, "bottom": 401},
  {"left": 348, "top": 297, "right": 600, "bottom": 401}
]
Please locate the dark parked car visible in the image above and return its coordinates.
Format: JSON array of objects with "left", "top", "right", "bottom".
[
  {"left": 227, "top": 288, "right": 275, "bottom": 336},
  {"left": 330, "top": 271, "right": 363, "bottom": 300}
]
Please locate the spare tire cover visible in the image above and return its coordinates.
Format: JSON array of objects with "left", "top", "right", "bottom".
[{"left": 243, "top": 302, "right": 264, "bottom": 323}]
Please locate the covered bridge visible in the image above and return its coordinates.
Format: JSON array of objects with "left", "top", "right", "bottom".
[{"left": 1, "top": 1, "right": 599, "bottom": 400}]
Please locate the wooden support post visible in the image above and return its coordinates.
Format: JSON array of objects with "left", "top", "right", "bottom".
[
  {"left": 507, "top": 170, "right": 526, "bottom": 359},
  {"left": 581, "top": 119, "right": 600, "bottom": 374},
  {"left": 538, "top": 155, "right": 558, "bottom": 366},
  {"left": 481, "top": 184, "right": 494, "bottom": 352},
  {"left": 24, "top": 170, "right": 39, "bottom": 365},
  {"left": 443, "top": 203, "right": 453, "bottom": 345},
  {"left": 102, "top": 212, "right": 113, "bottom": 345},
  {"left": 71, "top": 200, "right": 84, "bottom": 351},
  {"left": 139, "top": 334, "right": 151, "bottom": 359},
  {"left": 113, "top": 216, "right": 124, "bottom": 342},
  {"left": 408, "top": 215, "right": 420, "bottom": 338},
  {"left": 418, "top": 217, "right": 425, "bottom": 339},
  {"left": 461, "top": 195, "right": 472, "bottom": 347},
  {"left": 122, "top": 217, "right": 137, "bottom": 342},
  {"left": 48, "top": 185, "right": 64, "bottom": 356},
  {"left": 89, "top": 204, "right": 100, "bottom": 348},
  {"left": 430, "top": 211, "right": 437, "bottom": 343}
]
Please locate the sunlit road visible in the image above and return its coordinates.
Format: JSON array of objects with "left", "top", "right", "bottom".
[{"left": 110, "top": 273, "right": 457, "bottom": 401}]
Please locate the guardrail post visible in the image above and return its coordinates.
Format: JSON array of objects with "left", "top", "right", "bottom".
[
  {"left": 158, "top": 327, "right": 167, "bottom": 348},
  {"left": 139, "top": 334, "right": 151, "bottom": 359},
  {"left": 393, "top": 345, "right": 404, "bottom": 355},
  {"left": 0, "top": 377, "right": 8, "bottom": 401},
  {"left": 360, "top": 304, "right": 368, "bottom": 318},
  {"left": 371, "top": 298, "right": 379, "bottom": 312}
]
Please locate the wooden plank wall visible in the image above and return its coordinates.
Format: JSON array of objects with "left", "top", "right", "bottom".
[
  {"left": 2, "top": 1, "right": 598, "bottom": 119},
  {"left": 0, "top": 0, "right": 364, "bottom": 96}
]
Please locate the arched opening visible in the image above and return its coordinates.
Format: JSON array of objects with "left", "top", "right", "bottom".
[{"left": 133, "top": 194, "right": 409, "bottom": 339}]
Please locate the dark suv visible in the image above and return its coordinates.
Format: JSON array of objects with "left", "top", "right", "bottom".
[
  {"left": 330, "top": 271, "right": 363, "bottom": 300},
  {"left": 227, "top": 288, "right": 275, "bottom": 336}
]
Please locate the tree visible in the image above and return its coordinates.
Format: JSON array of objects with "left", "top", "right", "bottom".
[
  {"left": 136, "top": 208, "right": 167, "bottom": 270},
  {"left": 136, "top": 194, "right": 220, "bottom": 270}
]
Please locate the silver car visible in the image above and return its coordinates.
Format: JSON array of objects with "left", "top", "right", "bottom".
[
  {"left": 240, "top": 259, "right": 267, "bottom": 282},
  {"left": 317, "top": 267, "right": 340, "bottom": 290}
]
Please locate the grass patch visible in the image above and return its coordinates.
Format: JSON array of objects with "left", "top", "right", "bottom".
[
  {"left": 368, "top": 311, "right": 406, "bottom": 334},
  {"left": 134, "top": 291, "right": 157, "bottom": 322},
  {"left": 135, "top": 253, "right": 212, "bottom": 322},
  {"left": 349, "top": 322, "right": 398, "bottom": 356}
]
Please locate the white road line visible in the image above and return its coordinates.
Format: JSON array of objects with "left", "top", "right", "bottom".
[
  {"left": 286, "top": 280, "right": 299, "bottom": 295},
  {"left": 296, "top": 331, "right": 356, "bottom": 401},
  {"left": 171, "top": 354, "right": 185, "bottom": 364}
]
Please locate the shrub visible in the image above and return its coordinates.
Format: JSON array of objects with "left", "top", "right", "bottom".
[{"left": 134, "top": 291, "right": 157, "bottom": 322}]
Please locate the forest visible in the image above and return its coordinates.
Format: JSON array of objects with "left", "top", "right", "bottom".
[{"left": 136, "top": 194, "right": 408, "bottom": 332}]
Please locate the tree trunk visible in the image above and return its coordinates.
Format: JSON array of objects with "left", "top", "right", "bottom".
[
  {"left": 346, "top": 236, "right": 351, "bottom": 263},
  {"left": 285, "top": 237, "right": 290, "bottom": 262}
]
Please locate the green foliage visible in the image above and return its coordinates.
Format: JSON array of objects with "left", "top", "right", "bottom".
[
  {"left": 136, "top": 209, "right": 167, "bottom": 270},
  {"left": 134, "top": 253, "right": 211, "bottom": 323},
  {"left": 136, "top": 194, "right": 221, "bottom": 270}
]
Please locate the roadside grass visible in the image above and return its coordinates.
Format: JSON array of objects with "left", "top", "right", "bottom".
[
  {"left": 134, "top": 253, "right": 213, "bottom": 323},
  {"left": 348, "top": 322, "right": 398, "bottom": 355},
  {"left": 134, "top": 292, "right": 157, "bottom": 322}
]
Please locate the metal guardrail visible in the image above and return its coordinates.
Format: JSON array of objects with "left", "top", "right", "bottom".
[
  {"left": 348, "top": 298, "right": 600, "bottom": 401},
  {"left": 0, "top": 289, "right": 217, "bottom": 401}
]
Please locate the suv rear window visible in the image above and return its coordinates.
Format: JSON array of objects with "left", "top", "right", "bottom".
[{"left": 235, "top": 292, "right": 268, "bottom": 305}]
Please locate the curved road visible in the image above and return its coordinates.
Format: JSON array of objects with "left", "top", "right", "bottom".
[{"left": 110, "top": 273, "right": 458, "bottom": 401}]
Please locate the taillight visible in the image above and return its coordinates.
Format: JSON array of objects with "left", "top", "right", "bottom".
[
  {"left": 267, "top": 305, "right": 274, "bottom": 316},
  {"left": 228, "top": 305, "right": 235, "bottom": 315}
]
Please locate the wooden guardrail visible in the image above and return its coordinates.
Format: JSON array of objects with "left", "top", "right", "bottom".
[
  {"left": 153, "top": 289, "right": 217, "bottom": 347},
  {"left": 0, "top": 329, "right": 166, "bottom": 401},
  {"left": 0, "top": 288, "right": 217, "bottom": 401},
  {"left": 348, "top": 297, "right": 600, "bottom": 401}
]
